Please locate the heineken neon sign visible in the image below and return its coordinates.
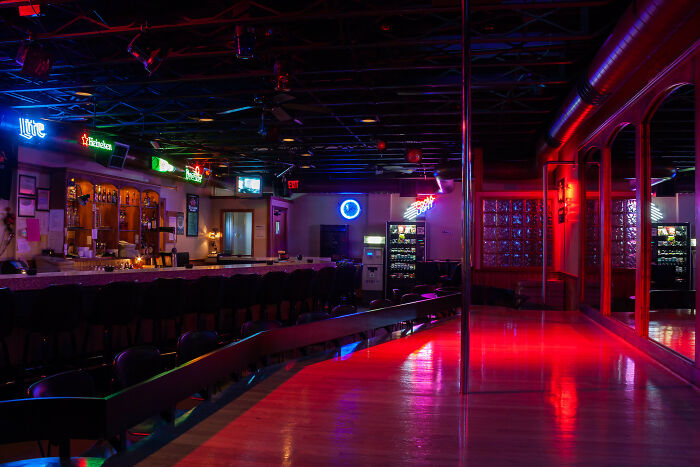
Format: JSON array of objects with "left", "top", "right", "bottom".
[
  {"left": 81, "top": 132, "right": 113, "bottom": 151},
  {"left": 185, "top": 165, "right": 203, "bottom": 183},
  {"left": 152, "top": 156, "right": 175, "bottom": 173}
]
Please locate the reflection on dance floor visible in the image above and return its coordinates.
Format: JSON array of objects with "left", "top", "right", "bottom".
[{"left": 613, "top": 309, "right": 695, "bottom": 360}]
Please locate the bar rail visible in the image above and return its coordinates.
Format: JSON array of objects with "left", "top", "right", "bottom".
[{"left": 0, "top": 294, "right": 461, "bottom": 456}]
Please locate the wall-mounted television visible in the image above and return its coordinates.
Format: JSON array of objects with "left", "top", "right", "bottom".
[{"left": 236, "top": 175, "right": 262, "bottom": 197}]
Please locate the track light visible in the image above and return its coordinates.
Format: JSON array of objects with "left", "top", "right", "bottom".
[
  {"left": 127, "top": 33, "right": 169, "bottom": 75},
  {"left": 235, "top": 25, "right": 255, "bottom": 59}
]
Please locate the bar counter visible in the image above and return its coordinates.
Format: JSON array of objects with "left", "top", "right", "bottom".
[{"left": 0, "top": 257, "right": 334, "bottom": 291}]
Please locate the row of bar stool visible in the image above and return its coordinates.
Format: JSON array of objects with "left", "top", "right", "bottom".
[{"left": 0, "top": 265, "right": 356, "bottom": 376}]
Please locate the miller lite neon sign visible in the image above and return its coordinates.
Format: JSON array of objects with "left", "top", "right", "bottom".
[
  {"left": 403, "top": 195, "right": 436, "bottom": 220},
  {"left": 18, "top": 118, "right": 46, "bottom": 141}
]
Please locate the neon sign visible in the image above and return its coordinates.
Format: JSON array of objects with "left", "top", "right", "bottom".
[
  {"left": 18, "top": 118, "right": 46, "bottom": 140},
  {"left": 81, "top": 133, "right": 113, "bottom": 151},
  {"left": 185, "top": 165, "right": 203, "bottom": 183},
  {"left": 403, "top": 195, "right": 436, "bottom": 220},
  {"left": 152, "top": 156, "right": 175, "bottom": 173},
  {"left": 340, "top": 199, "right": 361, "bottom": 220}
]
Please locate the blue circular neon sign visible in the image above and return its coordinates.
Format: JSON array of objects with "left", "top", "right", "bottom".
[{"left": 340, "top": 199, "right": 361, "bottom": 220}]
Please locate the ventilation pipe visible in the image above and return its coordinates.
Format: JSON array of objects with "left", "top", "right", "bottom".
[{"left": 537, "top": 0, "right": 699, "bottom": 162}]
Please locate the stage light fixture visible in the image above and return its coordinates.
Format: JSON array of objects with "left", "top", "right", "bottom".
[
  {"left": 16, "top": 42, "right": 53, "bottom": 80},
  {"left": 377, "top": 139, "right": 387, "bottom": 151},
  {"left": 405, "top": 148, "right": 423, "bottom": 164},
  {"left": 235, "top": 25, "right": 255, "bottom": 59},
  {"left": 127, "top": 33, "right": 170, "bottom": 75}
]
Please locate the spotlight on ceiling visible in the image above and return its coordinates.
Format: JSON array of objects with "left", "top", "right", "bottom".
[
  {"left": 15, "top": 42, "right": 53, "bottom": 80},
  {"left": 405, "top": 147, "right": 423, "bottom": 164},
  {"left": 299, "top": 151, "right": 313, "bottom": 157},
  {"left": 235, "top": 25, "right": 255, "bottom": 59},
  {"left": 198, "top": 117, "right": 214, "bottom": 122},
  {"left": 127, "top": 32, "right": 170, "bottom": 75},
  {"left": 75, "top": 91, "right": 93, "bottom": 97},
  {"left": 359, "top": 117, "right": 377, "bottom": 123},
  {"left": 282, "top": 138, "right": 295, "bottom": 142},
  {"left": 376, "top": 139, "right": 387, "bottom": 151}
]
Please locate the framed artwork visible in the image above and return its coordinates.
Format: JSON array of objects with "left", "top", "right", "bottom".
[
  {"left": 176, "top": 212, "right": 185, "bottom": 235},
  {"left": 37, "top": 188, "right": 50, "bottom": 211},
  {"left": 18, "top": 174, "right": 36, "bottom": 196},
  {"left": 186, "top": 194, "right": 199, "bottom": 237},
  {"left": 18, "top": 196, "right": 35, "bottom": 217}
]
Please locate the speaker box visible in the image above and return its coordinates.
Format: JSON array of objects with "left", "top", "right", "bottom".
[{"left": 95, "top": 142, "right": 129, "bottom": 169}]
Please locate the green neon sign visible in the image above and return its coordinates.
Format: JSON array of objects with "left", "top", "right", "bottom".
[
  {"left": 152, "top": 156, "right": 175, "bottom": 173},
  {"left": 81, "top": 132, "right": 113, "bottom": 151},
  {"left": 185, "top": 165, "right": 203, "bottom": 183}
]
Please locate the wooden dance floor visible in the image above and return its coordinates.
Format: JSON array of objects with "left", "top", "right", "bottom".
[{"left": 135, "top": 307, "right": 700, "bottom": 466}]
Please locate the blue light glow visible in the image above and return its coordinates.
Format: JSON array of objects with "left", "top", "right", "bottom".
[{"left": 340, "top": 199, "right": 361, "bottom": 220}]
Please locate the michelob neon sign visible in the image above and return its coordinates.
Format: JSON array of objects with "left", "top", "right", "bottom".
[
  {"left": 403, "top": 195, "right": 436, "bottom": 220},
  {"left": 18, "top": 118, "right": 46, "bottom": 140}
]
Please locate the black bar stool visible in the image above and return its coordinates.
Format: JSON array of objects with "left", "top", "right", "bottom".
[
  {"left": 259, "top": 271, "right": 288, "bottom": 322},
  {"left": 83, "top": 281, "right": 139, "bottom": 362},
  {"left": 187, "top": 275, "right": 225, "bottom": 331},
  {"left": 284, "top": 268, "right": 314, "bottom": 324},
  {"left": 23, "top": 284, "right": 83, "bottom": 368},
  {"left": 226, "top": 274, "right": 261, "bottom": 336},
  {"left": 138, "top": 278, "right": 186, "bottom": 345},
  {"left": 0, "top": 287, "right": 15, "bottom": 373},
  {"left": 311, "top": 267, "right": 336, "bottom": 312}
]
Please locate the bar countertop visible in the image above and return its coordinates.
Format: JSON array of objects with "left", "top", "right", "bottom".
[{"left": 0, "top": 257, "right": 334, "bottom": 291}]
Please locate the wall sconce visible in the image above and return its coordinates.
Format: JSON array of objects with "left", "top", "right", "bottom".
[
  {"left": 208, "top": 228, "right": 222, "bottom": 256},
  {"left": 557, "top": 178, "right": 568, "bottom": 223}
]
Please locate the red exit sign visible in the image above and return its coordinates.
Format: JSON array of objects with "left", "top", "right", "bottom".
[{"left": 287, "top": 180, "right": 299, "bottom": 190}]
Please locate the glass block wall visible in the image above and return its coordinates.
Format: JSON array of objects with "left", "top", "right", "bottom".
[
  {"left": 482, "top": 198, "right": 552, "bottom": 267},
  {"left": 584, "top": 198, "right": 637, "bottom": 268}
]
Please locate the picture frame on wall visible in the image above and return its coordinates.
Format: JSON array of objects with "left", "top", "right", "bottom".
[
  {"left": 36, "top": 188, "right": 50, "bottom": 211},
  {"left": 176, "top": 212, "right": 185, "bottom": 235},
  {"left": 186, "top": 194, "right": 199, "bottom": 237},
  {"left": 18, "top": 196, "right": 35, "bottom": 217},
  {"left": 18, "top": 174, "right": 36, "bottom": 196}
]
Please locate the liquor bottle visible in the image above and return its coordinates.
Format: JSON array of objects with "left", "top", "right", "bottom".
[
  {"left": 125, "top": 191, "right": 130, "bottom": 205},
  {"left": 113, "top": 190, "right": 118, "bottom": 203}
]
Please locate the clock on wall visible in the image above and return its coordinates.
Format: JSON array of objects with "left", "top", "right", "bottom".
[{"left": 340, "top": 199, "right": 361, "bottom": 220}]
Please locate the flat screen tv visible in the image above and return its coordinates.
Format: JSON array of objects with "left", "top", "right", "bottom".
[{"left": 236, "top": 175, "right": 262, "bottom": 197}]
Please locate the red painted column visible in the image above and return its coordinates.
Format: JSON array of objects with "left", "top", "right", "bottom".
[
  {"left": 600, "top": 146, "right": 612, "bottom": 317},
  {"left": 635, "top": 122, "right": 651, "bottom": 337}
]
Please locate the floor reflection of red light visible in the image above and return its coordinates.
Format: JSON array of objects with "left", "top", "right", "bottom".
[
  {"left": 137, "top": 307, "right": 700, "bottom": 466},
  {"left": 614, "top": 309, "right": 695, "bottom": 360}
]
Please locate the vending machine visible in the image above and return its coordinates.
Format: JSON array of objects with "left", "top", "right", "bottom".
[
  {"left": 651, "top": 223, "right": 691, "bottom": 289},
  {"left": 361, "top": 235, "right": 385, "bottom": 304},
  {"left": 385, "top": 221, "right": 427, "bottom": 295}
]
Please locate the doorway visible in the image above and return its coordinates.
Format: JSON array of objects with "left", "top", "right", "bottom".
[
  {"left": 222, "top": 210, "right": 253, "bottom": 256},
  {"left": 272, "top": 207, "right": 288, "bottom": 254}
]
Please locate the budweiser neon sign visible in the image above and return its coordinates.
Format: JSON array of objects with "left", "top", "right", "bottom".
[{"left": 403, "top": 195, "right": 436, "bottom": 220}]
